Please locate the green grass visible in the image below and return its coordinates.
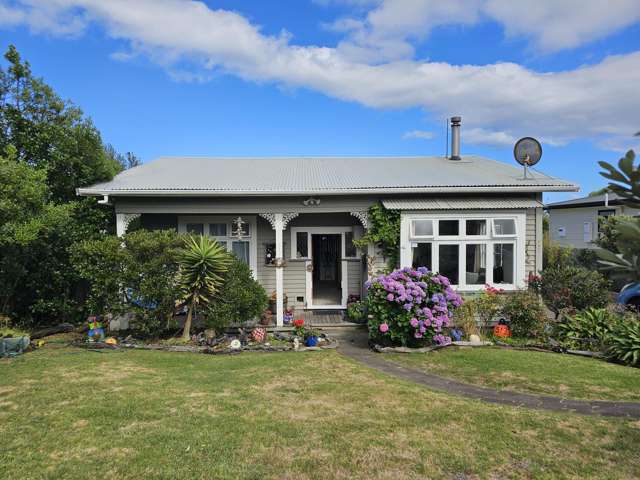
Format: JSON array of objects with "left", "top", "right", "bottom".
[
  {"left": 386, "top": 346, "right": 640, "bottom": 401},
  {"left": 1, "top": 345, "right": 640, "bottom": 479}
]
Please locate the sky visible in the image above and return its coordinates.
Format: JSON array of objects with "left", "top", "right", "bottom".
[{"left": 1, "top": 0, "right": 639, "bottom": 202}]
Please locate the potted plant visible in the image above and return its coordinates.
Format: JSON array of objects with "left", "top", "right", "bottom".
[
  {"left": 268, "top": 291, "right": 288, "bottom": 313},
  {"left": 260, "top": 309, "right": 273, "bottom": 326},
  {"left": 303, "top": 328, "right": 320, "bottom": 347}
]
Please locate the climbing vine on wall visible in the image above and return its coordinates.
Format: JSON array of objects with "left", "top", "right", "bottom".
[{"left": 354, "top": 202, "right": 401, "bottom": 270}]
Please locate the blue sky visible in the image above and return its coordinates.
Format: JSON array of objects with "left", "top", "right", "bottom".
[{"left": 1, "top": 0, "right": 639, "bottom": 202}]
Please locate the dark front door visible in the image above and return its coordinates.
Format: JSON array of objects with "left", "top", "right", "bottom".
[{"left": 312, "top": 234, "right": 342, "bottom": 305}]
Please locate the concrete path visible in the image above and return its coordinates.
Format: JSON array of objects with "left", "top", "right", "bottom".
[{"left": 334, "top": 330, "right": 640, "bottom": 419}]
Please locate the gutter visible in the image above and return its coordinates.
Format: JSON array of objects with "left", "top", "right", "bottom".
[{"left": 77, "top": 184, "right": 580, "bottom": 197}]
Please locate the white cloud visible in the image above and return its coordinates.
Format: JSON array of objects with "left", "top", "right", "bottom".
[
  {"left": 329, "top": 0, "right": 640, "bottom": 59},
  {"left": 0, "top": 0, "right": 638, "bottom": 150},
  {"left": 403, "top": 130, "right": 434, "bottom": 140}
]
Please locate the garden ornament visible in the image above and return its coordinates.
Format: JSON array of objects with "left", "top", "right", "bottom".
[
  {"left": 87, "top": 316, "right": 105, "bottom": 342},
  {"left": 469, "top": 334, "right": 482, "bottom": 344},
  {"left": 293, "top": 337, "right": 300, "bottom": 351},
  {"left": 230, "top": 339, "right": 242, "bottom": 350},
  {"left": 450, "top": 328, "right": 463, "bottom": 342},
  {"left": 252, "top": 327, "right": 267, "bottom": 343},
  {"left": 493, "top": 319, "right": 511, "bottom": 338}
]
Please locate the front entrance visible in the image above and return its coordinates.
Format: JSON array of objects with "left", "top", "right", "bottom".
[{"left": 311, "top": 234, "right": 342, "bottom": 306}]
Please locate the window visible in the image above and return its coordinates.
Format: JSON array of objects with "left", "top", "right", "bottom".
[
  {"left": 232, "top": 241, "right": 250, "bottom": 264},
  {"left": 186, "top": 223, "right": 204, "bottom": 235},
  {"left": 466, "top": 219, "right": 486, "bottom": 236},
  {"left": 344, "top": 231, "right": 357, "bottom": 258},
  {"left": 296, "top": 232, "right": 309, "bottom": 258},
  {"left": 412, "top": 243, "right": 432, "bottom": 270},
  {"left": 493, "top": 244, "right": 514, "bottom": 284},
  {"left": 209, "top": 223, "right": 227, "bottom": 236},
  {"left": 583, "top": 222, "right": 593, "bottom": 243},
  {"left": 179, "top": 217, "right": 256, "bottom": 275},
  {"left": 401, "top": 213, "right": 524, "bottom": 290},
  {"left": 439, "top": 220, "right": 459, "bottom": 236},
  {"left": 438, "top": 244, "right": 459, "bottom": 285},
  {"left": 466, "top": 244, "right": 486, "bottom": 285},
  {"left": 492, "top": 219, "right": 516, "bottom": 236},
  {"left": 411, "top": 219, "right": 433, "bottom": 238}
]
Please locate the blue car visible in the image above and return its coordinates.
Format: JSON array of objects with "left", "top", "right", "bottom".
[{"left": 617, "top": 283, "right": 640, "bottom": 308}]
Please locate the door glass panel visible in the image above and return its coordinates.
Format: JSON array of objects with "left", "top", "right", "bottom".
[
  {"left": 232, "top": 241, "right": 250, "bottom": 264},
  {"left": 411, "top": 220, "right": 433, "bottom": 237},
  {"left": 493, "top": 219, "right": 516, "bottom": 236},
  {"left": 465, "top": 244, "right": 486, "bottom": 285},
  {"left": 296, "top": 232, "right": 309, "bottom": 258},
  {"left": 186, "top": 223, "right": 204, "bottom": 235},
  {"left": 493, "top": 244, "right": 514, "bottom": 284},
  {"left": 439, "top": 220, "right": 459, "bottom": 236},
  {"left": 412, "top": 243, "right": 432, "bottom": 270},
  {"left": 209, "top": 223, "right": 227, "bottom": 236},
  {"left": 438, "top": 244, "right": 459, "bottom": 284},
  {"left": 344, "top": 232, "right": 357, "bottom": 257},
  {"left": 466, "top": 219, "right": 486, "bottom": 236}
]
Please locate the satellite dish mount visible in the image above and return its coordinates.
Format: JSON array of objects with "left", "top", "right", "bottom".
[{"left": 513, "top": 137, "right": 542, "bottom": 179}]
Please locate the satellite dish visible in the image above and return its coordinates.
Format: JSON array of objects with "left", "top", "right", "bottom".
[{"left": 514, "top": 137, "right": 542, "bottom": 167}]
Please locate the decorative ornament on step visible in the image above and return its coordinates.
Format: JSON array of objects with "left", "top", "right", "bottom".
[
  {"left": 230, "top": 339, "right": 242, "bottom": 350},
  {"left": 251, "top": 327, "right": 267, "bottom": 343}
]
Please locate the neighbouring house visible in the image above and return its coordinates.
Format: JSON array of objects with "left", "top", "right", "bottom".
[
  {"left": 78, "top": 118, "right": 577, "bottom": 325},
  {"left": 546, "top": 192, "right": 640, "bottom": 249}
]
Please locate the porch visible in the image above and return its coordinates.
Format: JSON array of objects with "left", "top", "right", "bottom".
[{"left": 115, "top": 203, "right": 380, "bottom": 327}]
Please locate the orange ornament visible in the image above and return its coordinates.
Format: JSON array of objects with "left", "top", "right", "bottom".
[{"left": 493, "top": 324, "right": 511, "bottom": 338}]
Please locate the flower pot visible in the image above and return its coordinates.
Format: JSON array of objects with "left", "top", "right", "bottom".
[{"left": 304, "top": 336, "right": 318, "bottom": 347}]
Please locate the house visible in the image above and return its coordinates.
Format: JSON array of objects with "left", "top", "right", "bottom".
[
  {"left": 78, "top": 119, "right": 577, "bottom": 325},
  {"left": 546, "top": 192, "right": 640, "bottom": 249}
]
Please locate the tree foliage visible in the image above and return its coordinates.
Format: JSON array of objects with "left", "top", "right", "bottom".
[
  {"left": 597, "top": 150, "right": 640, "bottom": 282},
  {"left": 353, "top": 202, "right": 400, "bottom": 269},
  {"left": 0, "top": 45, "right": 132, "bottom": 326}
]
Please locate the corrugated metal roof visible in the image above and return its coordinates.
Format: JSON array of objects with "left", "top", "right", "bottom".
[
  {"left": 77, "top": 155, "right": 578, "bottom": 196},
  {"left": 545, "top": 192, "right": 620, "bottom": 208},
  {"left": 382, "top": 198, "right": 543, "bottom": 210}
]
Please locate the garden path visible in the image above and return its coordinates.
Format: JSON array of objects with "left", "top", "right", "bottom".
[{"left": 334, "top": 330, "right": 640, "bottom": 418}]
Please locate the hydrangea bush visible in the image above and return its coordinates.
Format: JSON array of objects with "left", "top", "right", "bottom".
[{"left": 365, "top": 267, "right": 463, "bottom": 347}]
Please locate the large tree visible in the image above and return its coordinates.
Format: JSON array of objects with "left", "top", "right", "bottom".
[{"left": 0, "top": 45, "right": 133, "bottom": 326}]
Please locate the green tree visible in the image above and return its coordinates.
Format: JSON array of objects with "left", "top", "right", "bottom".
[
  {"left": 0, "top": 45, "right": 131, "bottom": 325},
  {"left": 353, "top": 202, "right": 401, "bottom": 269},
  {"left": 598, "top": 150, "right": 640, "bottom": 282},
  {"left": 178, "top": 236, "right": 232, "bottom": 340}
]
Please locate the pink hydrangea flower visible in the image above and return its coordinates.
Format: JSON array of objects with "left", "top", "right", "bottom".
[{"left": 379, "top": 323, "right": 389, "bottom": 333}]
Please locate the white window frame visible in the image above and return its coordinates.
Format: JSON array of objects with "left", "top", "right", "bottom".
[
  {"left": 491, "top": 218, "right": 518, "bottom": 238},
  {"left": 177, "top": 215, "right": 258, "bottom": 278},
  {"left": 400, "top": 211, "right": 526, "bottom": 291},
  {"left": 290, "top": 226, "right": 362, "bottom": 261}
]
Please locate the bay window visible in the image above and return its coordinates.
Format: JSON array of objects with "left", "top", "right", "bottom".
[{"left": 403, "top": 212, "right": 525, "bottom": 290}]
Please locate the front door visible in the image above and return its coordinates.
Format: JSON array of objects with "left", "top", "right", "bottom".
[{"left": 311, "top": 234, "right": 342, "bottom": 306}]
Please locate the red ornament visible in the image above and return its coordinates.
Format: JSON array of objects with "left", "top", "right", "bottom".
[
  {"left": 493, "top": 324, "right": 511, "bottom": 338},
  {"left": 252, "top": 327, "right": 267, "bottom": 343}
]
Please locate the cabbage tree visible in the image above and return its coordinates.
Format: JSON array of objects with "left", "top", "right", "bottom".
[{"left": 178, "top": 235, "right": 231, "bottom": 341}]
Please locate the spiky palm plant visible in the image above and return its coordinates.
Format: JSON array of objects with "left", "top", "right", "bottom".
[{"left": 178, "top": 235, "right": 231, "bottom": 341}]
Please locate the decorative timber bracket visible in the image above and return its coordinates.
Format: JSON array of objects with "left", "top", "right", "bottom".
[
  {"left": 350, "top": 211, "right": 369, "bottom": 230},
  {"left": 259, "top": 212, "right": 300, "bottom": 230}
]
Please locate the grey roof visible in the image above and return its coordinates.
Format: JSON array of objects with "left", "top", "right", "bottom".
[
  {"left": 382, "top": 197, "right": 542, "bottom": 210},
  {"left": 77, "top": 155, "right": 578, "bottom": 196},
  {"left": 545, "top": 192, "right": 621, "bottom": 209}
]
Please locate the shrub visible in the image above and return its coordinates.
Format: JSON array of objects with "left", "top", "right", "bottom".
[
  {"left": 365, "top": 267, "right": 463, "bottom": 347},
  {"left": 469, "top": 285, "right": 504, "bottom": 333},
  {"left": 535, "top": 265, "right": 610, "bottom": 317},
  {"left": 72, "top": 229, "right": 183, "bottom": 335},
  {"left": 346, "top": 297, "right": 367, "bottom": 324},
  {"left": 607, "top": 316, "right": 640, "bottom": 366},
  {"left": 501, "top": 290, "right": 546, "bottom": 338},
  {"left": 451, "top": 300, "right": 479, "bottom": 339},
  {"left": 201, "top": 256, "right": 268, "bottom": 332},
  {"left": 555, "top": 308, "right": 618, "bottom": 352}
]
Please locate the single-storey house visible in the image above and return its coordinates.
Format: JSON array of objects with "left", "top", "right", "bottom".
[
  {"left": 78, "top": 121, "right": 577, "bottom": 325},
  {"left": 546, "top": 192, "right": 640, "bottom": 249}
]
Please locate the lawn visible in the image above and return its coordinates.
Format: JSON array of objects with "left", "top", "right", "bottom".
[
  {"left": 386, "top": 346, "right": 640, "bottom": 401},
  {"left": 1, "top": 345, "right": 640, "bottom": 479}
]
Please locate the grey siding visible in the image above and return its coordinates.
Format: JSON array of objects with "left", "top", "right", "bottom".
[
  {"left": 525, "top": 208, "right": 536, "bottom": 277},
  {"left": 549, "top": 204, "right": 640, "bottom": 249}
]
